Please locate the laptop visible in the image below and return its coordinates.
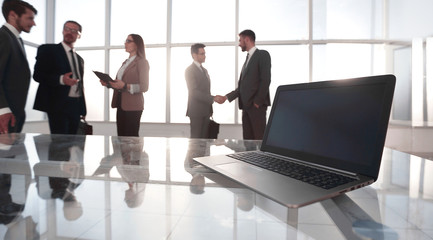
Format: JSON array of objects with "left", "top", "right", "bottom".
[{"left": 194, "top": 74, "right": 396, "bottom": 208}]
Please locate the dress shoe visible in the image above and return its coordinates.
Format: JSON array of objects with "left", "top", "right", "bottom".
[
  {"left": 0, "top": 214, "right": 17, "bottom": 224},
  {"left": 51, "top": 189, "right": 76, "bottom": 202},
  {"left": 62, "top": 189, "right": 77, "bottom": 202},
  {"left": 0, "top": 202, "right": 25, "bottom": 216}
]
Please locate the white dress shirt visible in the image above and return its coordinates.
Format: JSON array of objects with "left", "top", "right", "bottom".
[{"left": 60, "top": 42, "right": 82, "bottom": 97}]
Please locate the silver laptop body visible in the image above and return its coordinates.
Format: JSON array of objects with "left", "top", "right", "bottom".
[{"left": 194, "top": 75, "right": 396, "bottom": 208}]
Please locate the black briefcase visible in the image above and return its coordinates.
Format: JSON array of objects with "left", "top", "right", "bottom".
[
  {"left": 77, "top": 119, "right": 93, "bottom": 135},
  {"left": 208, "top": 118, "right": 220, "bottom": 139}
]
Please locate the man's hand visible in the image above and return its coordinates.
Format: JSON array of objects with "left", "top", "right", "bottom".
[
  {"left": 0, "top": 133, "right": 17, "bottom": 145},
  {"left": 0, "top": 113, "right": 15, "bottom": 134},
  {"left": 214, "top": 95, "right": 227, "bottom": 104},
  {"left": 63, "top": 72, "right": 79, "bottom": 86}
]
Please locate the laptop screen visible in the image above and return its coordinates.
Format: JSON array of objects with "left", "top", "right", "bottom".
[{"left": 261, "top": 75, "right": 395, "bottom": 178}]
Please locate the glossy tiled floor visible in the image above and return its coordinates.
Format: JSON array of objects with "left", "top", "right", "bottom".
[{"left": 0, "top": 132, "right": 432, "bottom": 239}]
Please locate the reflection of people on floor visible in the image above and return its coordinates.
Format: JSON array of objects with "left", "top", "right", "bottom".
[
  {"left": 235, "top": 191, "right": 254, "bottom": 212},
  {"left": 123, "top": 182, "right": 146, "bottom": 208},
  {"left": 184, "top": 139, "right": 255, "bottom": 212},
  {"left": 221, "top": 139, "right": 261, "bottom": 152},
  {"left": 0, "top": 134, "right": 38, "bottom": 237},
  {"left": 1, "top": 215, "right": 39, "bottom": 240},
  {"left": 33, "top": 134, "right": 85, "bottom": 220},
  {"left": 242, "top": 140, "right": 261, "bottom": 152},
  {"left": 47, "top": 135, "right": 85, "bottom": 203},
  {"left": 95, "top": 137, "right": 149, "bottom": 208},
  {"left": 0, "top": 134, "right": 30, "bottom": 223},
  {"left": 188, "top": 173, "right": 205, "bottom": 195},
  {"left": 62, "top": 200, "right": 83, "bottom": 221},
  {"left": 184, "top": 140, "right": 214, "bottom": 194},
  {"left": 0, "top": 174, "right": 23, "bottom": 222}
]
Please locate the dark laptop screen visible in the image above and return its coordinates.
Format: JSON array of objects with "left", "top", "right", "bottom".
[{"left": 261, "top": 75, "right": 395, "bottom": 178}]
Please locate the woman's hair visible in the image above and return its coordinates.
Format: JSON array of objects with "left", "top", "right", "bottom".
[{"left": 130, "top": 34, "right": 146, "bottom": 58}]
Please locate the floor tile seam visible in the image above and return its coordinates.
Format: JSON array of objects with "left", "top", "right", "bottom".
[{"left": 74, "top": 211, "right": 112, "bottom": 240}]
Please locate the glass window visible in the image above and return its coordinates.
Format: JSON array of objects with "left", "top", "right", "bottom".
[
  {"left": 0, "top": 0, "right": 45, "bottom": 44},
  {"left": 313, "top": 0, "right": 383, "bottom": 39},
  {"left": 170, "top": 47, "right": 194, "bottom": 124},
  {"left": 55, "top": 0, "right": 105, "bottom": 47},
  {"left": 261, "top": 45, "right": 309, "bottom": 102},
  {"left": 170, "top": 46, "right": 235, "bottom": 124},
  {"left": 15, "top": 0, "right": 418, "bottom": 125},
  {"left": 26, "top": 46, "right": 45, "bottom": 121},
  {"left": 207, "top": 46, "right": 236, "bottom": 124},
  {"left": 231, "top": 45, "right": 309, "bottom": 122},
  {"left": 171, "top": 0, "right": 235, "bottom": 43},
  {"left": 79, "top": 50, "right": 105, "bottom": 121},
  {"left": 392, "top": 47, "right": 412, "bottom": 121},
  {"left": 312, "top": 44, "right": 374, "bottom": 81},
  {"left": 109, "top": 48, "right": 166, "bottom": 123},
  {"left": 111, "top": 0, "right": 167, "bottom": 45},
  {"left": 143, "top": 48, "right": 167, "bottom": 122},
  {"left": 26, "top": 0, "right": 46, "bottom": 44},
  {"left": 389, "top": 0, "right": 433, "bottom": 39},
  {"left": 239, "top": 0, "right": 308, "bottom": 41}
]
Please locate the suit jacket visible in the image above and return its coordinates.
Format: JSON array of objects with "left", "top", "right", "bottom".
[
  {"left": 226, "top": 49, "right": 271, "bottom": 109},
  {"left": 33, "top": 43, "right": 86, "bottom": 116},
  {"left": 185, "top": 63, "right": 213, "bottom": 118},
  {"left": 0, "top": 26, "right": 31, "bottom": 123},
  {"left": 112, "top": 56, "right": 149, "bottom": 111}
]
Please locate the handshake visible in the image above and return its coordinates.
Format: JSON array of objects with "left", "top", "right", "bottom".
[{"left": 213, "top": 95, "right": 227, "bottom": 104}]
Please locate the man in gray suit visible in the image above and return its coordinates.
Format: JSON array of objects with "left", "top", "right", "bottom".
[
  {"left": 185, "top": 43, "right": 222, "bottom": 138},
  {"left": 0, "top": 0, "right": 37, "bottom": 134},
  {"left": 219, "top": 30, "right": 271, "bottom": 140}
]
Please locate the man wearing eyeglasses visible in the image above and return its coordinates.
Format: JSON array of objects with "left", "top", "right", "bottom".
[
  {"left": 185, "top": 43, "right": 224, "bottom": 138},
  {"left": 33, "top": 20, "right": 87, "bottom": 135}
]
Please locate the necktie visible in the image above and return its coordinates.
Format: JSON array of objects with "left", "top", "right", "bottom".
[
  {"left": 241, "top": 53, "right": 249, "bottom": 77},
  {"left": 18, "top": 38, "right": 26, "bottom": 56},
  {"left": 69, "top": 50, "right": 82, "bottom": 93},
  {"left": 200, "top": 65, "right": 208, "bottom": 79}
]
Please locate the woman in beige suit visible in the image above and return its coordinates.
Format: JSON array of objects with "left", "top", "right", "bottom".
[{"left": 100, "top": 34, "right": 149, "bottom": 136}]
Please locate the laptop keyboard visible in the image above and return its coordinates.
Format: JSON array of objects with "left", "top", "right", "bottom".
[{"left": 228, "top": 152, "right": 356, "bottom": 190}]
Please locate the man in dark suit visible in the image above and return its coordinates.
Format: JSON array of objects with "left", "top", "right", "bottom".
[
  {"left": 219, "top": 30, "right": 271, "bottom": 140},
  {"left": 0, "top": 0, "right": 37, "bottom": 134},
  {"left": 185, "top": 43, "right": 222, "bottom": 138},
  {"left": 33, "top": 20, "right": 87, "bottom": 134}
]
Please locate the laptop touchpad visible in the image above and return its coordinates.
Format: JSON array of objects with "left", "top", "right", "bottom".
[{"left": 216, "top": 162, "right": 263, "bottom": 175}]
